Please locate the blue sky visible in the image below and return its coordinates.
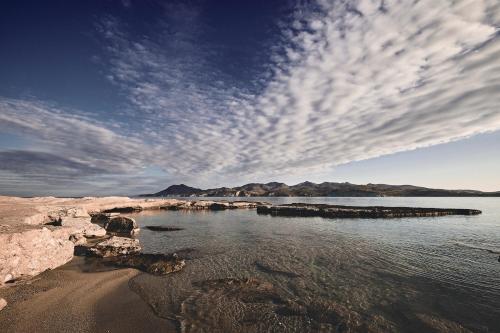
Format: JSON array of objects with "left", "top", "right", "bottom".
[{"left": 1, "top": 0, "right": 499, "bottom": 196}]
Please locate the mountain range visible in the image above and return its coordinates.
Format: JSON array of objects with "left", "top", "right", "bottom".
[{"left": 141, "top": 182, "right": 500, "bottom": 197}]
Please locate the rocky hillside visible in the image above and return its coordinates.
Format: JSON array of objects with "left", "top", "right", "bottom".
[
  {"left": 144, "top": 182, "right": 500, "bottom": 197},
  {"left": 152, "top": 184, "right": 203, "bottom": 196}
]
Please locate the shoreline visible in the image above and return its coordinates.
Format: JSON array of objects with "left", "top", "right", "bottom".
[
  {"left": 0, "top": 196, "right": 483, "bottom": 288},
  {"left": 0, "top": 196, "right": 262, "bottom": 287}
]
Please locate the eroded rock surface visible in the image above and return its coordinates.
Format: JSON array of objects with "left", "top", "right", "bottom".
[
  {"left": 88, "top": 236, "right": 141, "bottom": 257},
  {"left": 0, "top": 227, "right": 74, "bottom": 284}
]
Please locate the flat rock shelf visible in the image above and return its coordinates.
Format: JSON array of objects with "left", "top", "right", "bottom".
[{"left": 256, "top": 203, "right": 482, "bottom": 218}]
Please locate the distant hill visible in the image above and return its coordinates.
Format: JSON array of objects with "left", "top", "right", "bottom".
[
  {"left": 141, "top": 182, "right": 500, "bottom": 197},
  {"left": 151, "top": 184, "right": 203, "bottom": 197}
]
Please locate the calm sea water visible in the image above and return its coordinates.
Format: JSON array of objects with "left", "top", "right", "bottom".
[{"left": 128, "top": 197, "right": 500, "bottom": 332}]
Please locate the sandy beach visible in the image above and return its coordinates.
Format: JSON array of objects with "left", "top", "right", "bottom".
[{"left": 0, "top": 256, "right": 176, "bottom": 333}]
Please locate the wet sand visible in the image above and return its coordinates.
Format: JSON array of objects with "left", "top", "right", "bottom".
[{"left": 0, "top": 257, "right": 175, "bottom": 333}]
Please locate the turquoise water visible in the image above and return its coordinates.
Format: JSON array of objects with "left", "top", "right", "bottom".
[{"left": 129, "top": 197, "right": 500, "bottom": 332}]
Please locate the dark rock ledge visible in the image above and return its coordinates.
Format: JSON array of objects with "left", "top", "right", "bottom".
[
  {"left": 145, "top": 226, "right": 184, "bottom": 232},
  {"left": 75, "top": 236, "right": 186, "bottom": 275},
  {"left": 257, "top": 203, "right": 482, "bottom": 218}
]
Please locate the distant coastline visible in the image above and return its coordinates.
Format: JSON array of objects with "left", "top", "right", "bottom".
[{"left": 141, "top": 182, "right": 500, "bottom": 198}]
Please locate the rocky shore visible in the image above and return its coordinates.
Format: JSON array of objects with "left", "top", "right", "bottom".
[
  {"left": 0, "top": 196, "right": 261, "bottom": 288},
  {"left": 0, "top": 196, "right": 482, "bottom": 296},
  {"left": 0, "top": 197, "right": 481, "bottom": 286}
]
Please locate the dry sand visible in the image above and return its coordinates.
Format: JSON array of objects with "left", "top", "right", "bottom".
[{"left": 0, "top": 256, "right": 177, "bottom": 333}]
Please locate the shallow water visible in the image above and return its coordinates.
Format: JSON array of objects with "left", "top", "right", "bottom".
[{"left": 129, "top": 197, "right": 500, "bottom": 332}]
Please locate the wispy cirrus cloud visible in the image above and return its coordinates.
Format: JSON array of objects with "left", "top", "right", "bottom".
[
  {"left": 0, "top": 97, "right": 161, "bottom": 195},
  {"left": 1, "top": 0, "right": 500, "bottom": 195},
  {"left": 0, "top": 98, "right": 151, "bottom": 173}
]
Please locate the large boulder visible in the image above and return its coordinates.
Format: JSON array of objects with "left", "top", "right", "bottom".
[
  {"left": 88, "top": 236, "right": 141, "bottom": 257},
  {"left": 90, "top": 212, "right": 120, "bottom": 227},
  {"left": 105, "top": 216, "right": 139, "bottom": 236},
  {"left": 0, "top": 227, "right": 74, "bottom": 285}
]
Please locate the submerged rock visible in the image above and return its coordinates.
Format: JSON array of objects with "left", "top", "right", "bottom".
[
  {"left": 88, "top": 236, "right": 141, "bottom": 257},
  {"left": 254, "top": 261, "right": 301, "bottom": 278},
  {"left": 145, "top": 226, "right": 184, "bottom": 232},
  {"left": 105, "top": 216, "right": 139, "bottom": 236},
  {"left": 111, "top": 253, "right": 185, "bottom": 275}
]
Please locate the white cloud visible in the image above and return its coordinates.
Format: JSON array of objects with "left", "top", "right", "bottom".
[
  {"left": 1, "top": 0, "right": 500, "bottom": 194},
  {"left": 0, "top": 98, "right": 153, "bottom": 174},
  {"left": 230, "top": 0, "right": 500, "bottom": 181}
]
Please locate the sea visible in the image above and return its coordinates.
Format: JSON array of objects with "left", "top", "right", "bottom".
[{"left": 126, "top": 197, "right": 500, "bottom": 332}]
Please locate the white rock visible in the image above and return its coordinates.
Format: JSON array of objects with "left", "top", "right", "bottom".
[
  {"left": 0, "top": 228, "right": 74, "bottom": 286},
  {"left": 88, "top": 236, "right": 141, "bottom": 257},
  {"left": 0, "top": 298, "right": 7, "bottom": 311},
  {"left": 82, "top": 223, "right": 106, "bottom": 238},
  {"left": 50, "top": 217, "right": 106, "bottom": 238},
  {"left": 3, "top": 274, "right": 13, "bottom": 283}
]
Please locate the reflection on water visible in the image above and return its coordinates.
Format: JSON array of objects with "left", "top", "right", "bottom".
[{"left": 128, "top": 198, "right": 500, "bottom": 332}]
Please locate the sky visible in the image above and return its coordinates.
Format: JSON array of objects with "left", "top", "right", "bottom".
[{"left": 1, "top": 0, "right": 500, "bottom": 196}]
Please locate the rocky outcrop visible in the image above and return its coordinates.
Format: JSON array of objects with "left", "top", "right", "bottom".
[
  {"left": 257, "top": 203, "right": 482, "bottom": 218},
  {"left": 111, "top": 253, "right": 185, "bottom": 275},
  {"left": 0, "top": 227, "right": 74, "bottom": 284},
  {"left": 88, "top": 236, "right": 141, "bottom": 257},
  {"left": 104, "top": 216, "right": 139, "bottom": 236},
  {"left": 0, "top": 196, "right": 187, "bottom": 286},
  {"left": 162, "top": 200, "right": 265, "bottom": 211},
  {"left": 0, "top": 196, "right": 263, "bottom": 286}
]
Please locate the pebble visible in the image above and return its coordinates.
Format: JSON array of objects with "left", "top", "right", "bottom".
[{"left": 0, "top": 298, "right": 7, "bottom": 311}]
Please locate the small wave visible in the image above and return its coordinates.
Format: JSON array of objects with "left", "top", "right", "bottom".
[{"left": 454, "top": 241, "right": 500, "bottom": 254}]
